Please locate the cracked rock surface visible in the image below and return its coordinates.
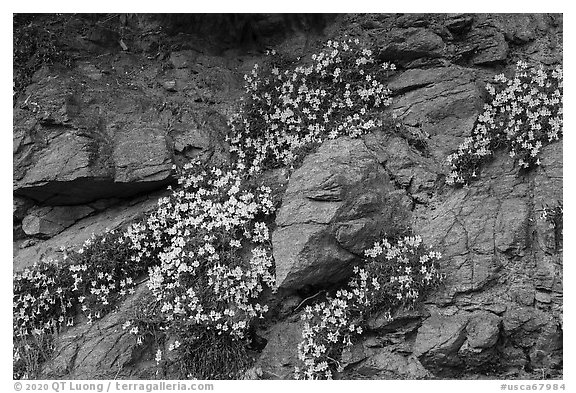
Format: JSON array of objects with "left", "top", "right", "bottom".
[
  {"left": 13, "top": 13, "right": 562, "bottom": 380},
  {"left": 272, "top": 137, "right": 411, "bottom": 291}
]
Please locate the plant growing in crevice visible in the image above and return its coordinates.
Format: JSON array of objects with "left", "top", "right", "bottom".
[
  {"left": 446, "top": 61, "right": 563, "bottom": 186},
  {"left": 121, "top": 161, "right": 276, "bottom": 378},
  {"left": 13, "top": 228, "right": 155, "bottom": 379},
  {"left": 13, "top": 14, "right": 73, "bottom": 101},
  {"left": 228, "top": 38, "right": 396, "bottom": 174},
  {"left": 540, "top": 201, "right": 563, "bottom": 253},
  {"left": 14, "top": 36, "right": 404, "bottom": 379},
  {"left": 295, "top": 235, "right": 443, "bottom": 380}
]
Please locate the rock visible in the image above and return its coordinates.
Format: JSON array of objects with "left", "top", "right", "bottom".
[
  {"left": 535, "top": 291, "right": 552, "bottom": 304},
  {"left": 13, "top": 196, "right": 34, "bottom": 222},
  {"left": 272, "top": 137, "right": 410, "bottom": 291},
  {"left": 169, "top": 50, "right": 199, "bottom": 69},
  {"left": 86, "top": 26, "right": 120, "bottom": 47},
  {"left": 112, "top": 126, "right": 173, "bottom": 183},
  {"left": 413, "top": 312, "right": 469, "bottom": 375},
  {"left": 390, "top": 66, "right": 484, "bottom": 162},
  {"left": 534, "top": 143, "right": 563, "bottom": 254},
  {"left": 19, "top": 239, "right": 39, "bottom": 249},
  {"left": 415, "top": 151, "right": 530, "bottom": 303},
  {"left": 77, "top": 62, "right": 103, "bottom": 81},
  {"left": 13, "top": 191, "right": 164, "bottom": 272},
  {"left": 528, "top": 321, "right": 562, "bottom": 370},
  {"left": 352, "top": 347, "right": 432, "bottom": 379},
  {"left": 377, "top": 27, "right": 445, "bottom": 62},
  {"left": 341, "top": 342, "right": 369, "bottom": 367},
  {"left": 22, "top": 205, "right": 94, "bottom": 238},
  {"left": 501, "top": 15, "right": 538, "bottom": 44},
  {"left": 277, "top": 295, "right": 303, "bottom": 319},
  {"left": 500, "top": 345, "right": 528, "bottom": 369},
  {"left": 453, "top": 20, "right": 508, "bottom": 65},
  {"left": 13, "top": 70, "right": 176, "bottom": 205},
  {"left": 444, "top": 14, "right": 474, "bottom": 35},
  {"left": 502, "top": 307, "right": 550, "bottom": 349},
  {"left": 411, "top": 136, "right": 562, "bottom": 375},
  {"left": 396, "top": 14, "right": 430, "bottom": 29},
  {"left": 465, "top": 312, "right": 501, "bottom": 349},
  {"left": 41, "top": 285, "right": 157, "bottom": 379},
  {"left": 499, "top": 14, "right": 563, "bottom": 65},
  {"left": 14, "top": 127, "right": 174, "bottom": 205},
  {"left": 243, "top": 367, "right": 263, "bottom": 380},
  {"left": 254, "top": 320, "right": 303, "bottom": 379},
  {"left": 367, "top": 307, "right": 429, "bottom": 333},
  {"left": 509, "top": 284, "right": 535, "bottom": 307},
  {"left": 362, "top": 131, "right": 440, "bottom": 204},
  {"left": 458, "top": 311, "right": 501, "bottom": 368},
  {"left": 169, "top": 109, "right": 230, "bottom": 167},
  {"left": 13, "top": 48, "right": 235, "bottom": 206},
  {"left": 87, "top": 198, "right": 121, "bottom": 212},
  {"left": 494, "top": 199, "right": 530, "bottom": 254}
]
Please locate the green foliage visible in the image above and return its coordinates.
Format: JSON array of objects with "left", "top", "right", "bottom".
[{"left": 447, "top": 62, "right": 563, "bottom": 185}]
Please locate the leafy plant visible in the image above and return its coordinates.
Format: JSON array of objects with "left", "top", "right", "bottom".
[
  {"left": 13, "top": 15, "right": 72, "bottom": 100},
  {"left": 13, "top": 228, "right": 155, "bottom": 379},
  {"left": 446, "top": 62, "right": 563, "bottom": 185},
  {"left": 228, "top": 38, "right": 396, "bottom": 174},
  {"left": 119, "top": 161, "right": 275, "bottom": 378},
  {"left": 14, "top": 37, "right": 406, "bottom": 380},
  {"left": 296, "top": 235, "right": 443, "bottom": 380},
  {"left": 540, "top": 202, "right": 563, "bottom": 252}
]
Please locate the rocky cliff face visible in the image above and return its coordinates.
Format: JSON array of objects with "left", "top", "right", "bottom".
[{"left": 13, "top": 13, "right": 562, "bottom": 380}]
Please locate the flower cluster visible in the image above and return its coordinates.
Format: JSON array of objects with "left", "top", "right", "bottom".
[
  {"left": 13, "top": 38, "right": 405, "bottom": 380},
  {"left": 295, "top": 235, "right": 443, "bottom": 380},
  {"left": 14, "top": 261, "right": 74, "bottom": 343},
  {"left": 124, "top": 161, "right": 276, "bottom": 349},
  {"left": 228, "top": 38, "right": 395, "bottom": 174},
  {"left": 66, "top": 230, "right": 154, "bottom": 323},
  {"left": 13, "top": 229, "right": 153, "bottom": 379},
  {"left": 446, "top": 62, "right": 563, "bottom": 185}
]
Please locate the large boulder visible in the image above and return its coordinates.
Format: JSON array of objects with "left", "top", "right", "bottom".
[
  {"left": 13, "top": 76, "right": 174, "bottom": 205},
  {"left": 272, "top": 137, "right": 411, "bottom": 292},
  {"left": 13, "top": 51, "right": 234, "bottom": 206}
]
